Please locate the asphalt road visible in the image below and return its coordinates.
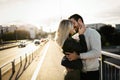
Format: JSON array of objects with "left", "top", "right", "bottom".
[
  {"left": 19, "top": 40, "right": 65, "bottom": 80},
  {"left": 0, "top": 42, "right": 39, "bottom": 67}
]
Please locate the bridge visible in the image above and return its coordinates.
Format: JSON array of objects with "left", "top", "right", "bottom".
[{"left": 0, "top": 40, "right": 120, "bottom": 80}]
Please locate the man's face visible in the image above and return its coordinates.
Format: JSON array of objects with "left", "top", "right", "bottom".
[
  {"left": 70, "top": 18, "right": 84, "bottom": 33},
  {"left": 65, "top": 52, "right": 79, "bottom": 61},
  {"left": 70, "top": 18, "right": 79, "bottom": 32}
]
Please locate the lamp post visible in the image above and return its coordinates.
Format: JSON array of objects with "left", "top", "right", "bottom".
[
  {"left": 15, "top": 27, "right": 17, "bottom": 42},
  {"left": 0, "top": 27, "right": 3, "bottom": 45}
]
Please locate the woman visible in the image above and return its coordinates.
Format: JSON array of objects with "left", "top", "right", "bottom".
[
  {"left": 55, "top": 19, "right": 87, "bottom": 80},
  {"left": 62, "top": 37, "right": 83, "bottom": 80},
  {"left": 55, "top": 19, "right": 75, "bottom": 47}
]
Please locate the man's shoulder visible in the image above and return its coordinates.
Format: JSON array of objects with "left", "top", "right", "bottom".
[
  {"left": 86, "top": 28, "right": 99, "bottom": 34},
  {"left": 86, "top": 28, "right": 101, "bottom": 37},
  {"left": 86, "top": 27, "right": 95, "bottom": 31}
]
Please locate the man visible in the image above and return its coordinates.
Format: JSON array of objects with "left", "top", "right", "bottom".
[{"left": 69, "top": 14, "right": 101, "bottom": 80}]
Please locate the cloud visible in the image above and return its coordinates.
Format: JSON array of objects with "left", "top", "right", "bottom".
[{"left": 0, "top": 0, "right": 120, "bottom": 32}]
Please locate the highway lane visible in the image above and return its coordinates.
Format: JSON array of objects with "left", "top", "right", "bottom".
[
  {"left": 18, "top": 40, "right": 65, "bottom": 80},
  {"left": 0, "top": 42, "right": 40, "bottom": 67},
  {"left": 36, "top": 40, "right": 65, "bottom": 80}
]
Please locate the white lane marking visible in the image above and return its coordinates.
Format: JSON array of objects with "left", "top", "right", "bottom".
[{"left": 31, "top": 42, "right": 50, "bottom": 80}]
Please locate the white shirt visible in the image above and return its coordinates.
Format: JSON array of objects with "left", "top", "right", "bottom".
[{"left": 73, "top": 28, "right": 101, "bottom": 72}]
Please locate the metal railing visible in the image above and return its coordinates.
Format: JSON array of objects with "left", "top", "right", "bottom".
[{"left": 100, "top": 51, "right": 120, "bottom": 80}]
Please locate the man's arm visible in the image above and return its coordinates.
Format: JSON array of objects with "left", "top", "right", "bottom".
[{"left": 80, "top": 29, "right": 101, "bottom": 59}]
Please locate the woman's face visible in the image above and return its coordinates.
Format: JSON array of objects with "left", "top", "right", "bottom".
[
  {"left": 65, "top": 52, "right": 79, "bottom": 61},
  {"left": 69, "top": 24, "right": 76, "bottom": 35}
]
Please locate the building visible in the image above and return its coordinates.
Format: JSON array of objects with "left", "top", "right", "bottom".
[
  {"left": 17, "top": 24, "right": 39, "bottom": 39},
  {"left": 0, "top": 24, "right": 39, "bottom": 39},
  {"left": 0, "top": 25, "right": 17, "bottom": 33},
  {"left": 86, "top": 23, "right": 106, "bottom": 30},
  {"left": 116, "top": 24, "right": 120, "bottom": 30}
]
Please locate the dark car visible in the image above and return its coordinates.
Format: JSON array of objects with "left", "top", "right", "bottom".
[{"left": 34, "top": 39, "right": 40, "bottom": 45}]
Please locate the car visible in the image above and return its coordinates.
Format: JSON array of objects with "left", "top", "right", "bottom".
[
  {"left": 18, "top": 41, "right": 26, "bottom": 48},
  {"left": 33, "top": 39, "right": 40, "bottom": 45}
]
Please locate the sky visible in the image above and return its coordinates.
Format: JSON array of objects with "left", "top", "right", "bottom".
[{"left": 0, "top": 0, "right": 120, "bottom": 32}]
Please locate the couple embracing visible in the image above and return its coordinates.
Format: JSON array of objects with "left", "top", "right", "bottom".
[{"left": 55, "top": 14, "right": 101, "bottom": 80}]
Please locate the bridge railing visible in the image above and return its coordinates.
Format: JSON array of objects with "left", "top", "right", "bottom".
[{"left": 100, "top": 51, "right": 120, "bottom": 80}]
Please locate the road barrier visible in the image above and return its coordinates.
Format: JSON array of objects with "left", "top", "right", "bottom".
[{"left": 0, "top": 41, "right": 47, "bottom": 80}]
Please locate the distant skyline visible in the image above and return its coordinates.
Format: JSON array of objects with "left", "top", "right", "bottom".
[{"left": 0, "top": 0, "right": 120, "bottom": 32}]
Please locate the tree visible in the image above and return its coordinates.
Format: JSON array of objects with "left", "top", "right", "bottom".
[
  {"left": 16, "top": 30, "right": 30, "bottom": 40},
  {"left": 2, "top": 32, "right": 15, "bottom": 41},
  {"left": 99, "top": 24, "right": 120, "bottom": 46},
  {"left": 100, "top": 25, "right": 115, "bottom": 36}
]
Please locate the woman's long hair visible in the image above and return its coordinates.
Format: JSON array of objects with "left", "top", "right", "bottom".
[{"left": 55, "top": 19, "right": 73, "bottom": 47}]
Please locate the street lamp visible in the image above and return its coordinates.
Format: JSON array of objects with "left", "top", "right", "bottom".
[
  {"left": 15, "top": 27, "right": 17, "bottom": 42},
  {"left": 0, "top": 27, "right": 3, "bottom": 45}
]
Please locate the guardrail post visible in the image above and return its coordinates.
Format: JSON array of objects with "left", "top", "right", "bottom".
[
  {"left": 23, "top": 53, "right": 27, "bottom": 70},
  {"left": 32, "top": 53, "right": 33, "bottom": 60},
  {"left": 20, "top": 56, "right": 22, "bottom": 66},
  {"left": 12, "top": 60, "right": 15, "bottom": 74},
  {"left": 0, "top": 68, "right": 2, "bottom": 80},
  {"left": 101, "top": 54, "right": 105, "bottom": 80},
  {"left": 25, "top": 54, "right": 27, "bottom": 63}
]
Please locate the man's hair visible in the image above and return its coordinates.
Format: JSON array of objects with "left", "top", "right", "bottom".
[
  {"left": 62, "top": 38, "right": 80, "bottom": 55},
  {"left": 68, "top": 14, "right": 84, "bottom": 23}
]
